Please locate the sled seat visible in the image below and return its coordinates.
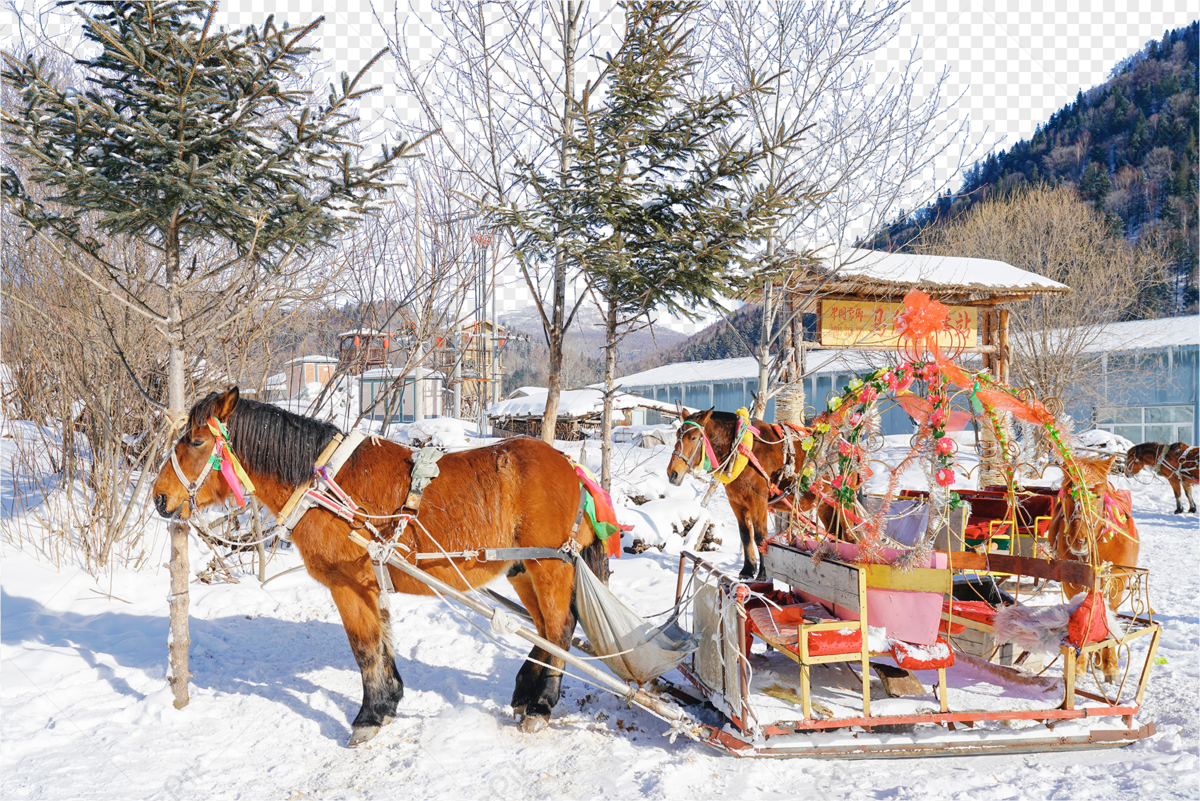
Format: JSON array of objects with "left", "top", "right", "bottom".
[{"left": 749, "top": 544, "right": 871, "bottom": 719}]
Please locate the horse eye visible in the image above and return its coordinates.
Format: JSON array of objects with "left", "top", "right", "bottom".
[{"left": 190, "top": 439, "right": 204, "bottom": 448}]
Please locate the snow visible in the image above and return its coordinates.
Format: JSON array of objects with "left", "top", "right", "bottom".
[
  {"left": 2, "top": 419, "right": 1198, "bottom": 800},
  {"left": 812, "top": 247, "right": 1071, "bottom": 294},
  {"left": 1079, "top": 428, "right": 1136, "bottom": 455},
  {"left": 488, "top": 387, "right": 684, "bottom": 419}
]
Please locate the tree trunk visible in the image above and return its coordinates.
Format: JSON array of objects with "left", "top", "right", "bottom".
[
  {"left": 165, "top": 219, "right": 190, "bottom": 709},
  {"left": 601, "top": 296, "right": 617, "bottom": 492},
  {"left": 774, "top": 287, "right": 807, "bottom": 425},
  {"left": 539, "top": 0, "right": 578, "bottom": 444},
  {"left": 751, "top": 279, "right": 773, "bottom": 418}
]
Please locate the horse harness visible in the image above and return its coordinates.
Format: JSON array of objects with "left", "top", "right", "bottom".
[
  {"left": 270, "top": 434, "right": 588, "bottom": 605},
  {"left": 676, "top": 418, "right": 806, "bottom": 512}
]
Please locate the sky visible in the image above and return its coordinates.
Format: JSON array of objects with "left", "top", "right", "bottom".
[{"left": 3, "top": 0, "right": 1196, "bottom": 333}]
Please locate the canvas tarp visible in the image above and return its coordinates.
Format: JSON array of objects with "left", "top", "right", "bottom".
[{"left": 572, "top": 559, "right": 698, "bottom": 685}]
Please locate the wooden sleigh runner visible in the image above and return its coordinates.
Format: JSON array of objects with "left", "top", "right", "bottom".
[{"left": 665, "top": 541, "right": 1161, "bottom": 758}]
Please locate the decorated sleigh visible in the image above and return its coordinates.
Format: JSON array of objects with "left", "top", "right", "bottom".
[{"left": 646, "top": 289, "right": 1161, "bottom": 757}]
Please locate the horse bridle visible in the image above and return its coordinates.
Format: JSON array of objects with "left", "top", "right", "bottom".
[
  {"left": 166, "top": 427, "right": 227, "bottom": 516},
  {"left": 672, "top": 421, "right": 715, "bottom": 476}
]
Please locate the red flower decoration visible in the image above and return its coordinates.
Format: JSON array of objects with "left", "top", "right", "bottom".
[
  {"left": 935, "top": 468, "right": 955, "bottom": 487},
  {"left": 898, "top": 289, "right": 949, "bottom": 342},
  {"left": 935, "top": 437, "right": 955, "bottom": 455},
  {"left": 832, "top": 474, "right": 846, "bottom": 489}
]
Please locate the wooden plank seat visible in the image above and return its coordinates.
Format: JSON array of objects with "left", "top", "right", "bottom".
[
  {"left": 757, "top": 543, "right": 871, "bottom": 719},
  {"left": 756, "top": 542, "right": 954, "bottom": 718},
  {"left": 746, "top": 604, "right": 864, "bottom": 658}
]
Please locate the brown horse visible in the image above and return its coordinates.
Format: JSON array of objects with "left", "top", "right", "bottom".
[
  {"left": 1126, "top": 441, "right": 1198, "bottom": 514},
  {"left": 152, "top": 388, "right": 604, "bottom": 745},
  {"left": 666, "top": 409, "right": 812, "bottom": 579},
  {"left": 1047, "top": 455, "right": 1139, "bottom": 683}
]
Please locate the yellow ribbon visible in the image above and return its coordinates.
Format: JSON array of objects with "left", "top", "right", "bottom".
[
  {"left": 717, "top": 407, "right": 755, "bottom": 485},
  {"left": 207, "top": 418, "right": 257, "bottom": 496}
]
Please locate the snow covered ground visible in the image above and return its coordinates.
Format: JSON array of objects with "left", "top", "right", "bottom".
[{"left": 2, "top": 424, "right": 1198, "bottom": 800}]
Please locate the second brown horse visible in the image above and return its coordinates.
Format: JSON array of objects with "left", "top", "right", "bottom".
[{"left": 667, "top": 409, "right": 813, "bottom": 579}]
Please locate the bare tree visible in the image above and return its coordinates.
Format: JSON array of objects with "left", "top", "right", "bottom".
[
  {"left": 698, "top": 0, "right": 978, "bottom": 422},
  {"left": 383, "top": 0, "right": 624, "bottom": 442},
  {"left": 917, "top": 184, "right": 1169, "bottom": 410}
]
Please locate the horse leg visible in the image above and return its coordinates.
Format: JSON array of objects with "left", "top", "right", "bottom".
[
  {"left": 1183, "top": 480, "right": 1197, "bottom": 513},
  {"left": 1170, "top": 476, "right": 1184, "bottom": 514},
  {"left": 727, "top": 497, "right": 759, "bottom": 580},
  {"left": 750, "top": 502, "right": 769, "bottom": 582},
  {"left": 508, "top": 559, "right": 577, "bottom": 732},
  {"left": 506, "top": 566, "right": 548, "bottom": 718},
  {"left": 329, "top": 582, "right": 404, "bottom": 746}
]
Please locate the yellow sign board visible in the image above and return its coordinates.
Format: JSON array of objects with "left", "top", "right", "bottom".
[{"left": 819, "top": 300, "right": 977, "bottom": 348}]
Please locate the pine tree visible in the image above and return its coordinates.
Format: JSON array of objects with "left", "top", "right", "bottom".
[{"left": 2, "top": 0, "right": 422, "bottom": 709}]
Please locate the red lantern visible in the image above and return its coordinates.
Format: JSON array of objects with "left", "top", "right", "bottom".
[{"left": 354, "top": 336, "right": 361, "bottom": 348}]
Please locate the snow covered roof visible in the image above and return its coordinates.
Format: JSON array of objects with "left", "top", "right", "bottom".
[
  {"left": 284, "top": 354, "right": 339, "bottom": 365},
  {"left": 796, "top": 248, "right": 1070, "bottom": 300},
  {"left": 1076, "top": 315, "right": 1199, "bottom": 353},
  {"left": 614, "top": 350, "right": 896, "bottom": 388},
  {"left": 614, "top": 315, "right": 1195, "bottom": 389},
  {"left": 360, "top": 367, "right": 443, "bottom": 381},
  {"left": 338, "top": 329, "right": 387, "bottom": 338},
  {"left": 488, "top": 387, "right": 688, "bottom": 419}
]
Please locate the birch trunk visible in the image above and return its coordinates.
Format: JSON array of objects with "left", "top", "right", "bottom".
[
  {"left": 601, "top": 296, "right": 617, "bottom": 492},
  {"left": 165, "top": 219, "right": 190, "bottom": 709},
  {"left": 540, "top": 0, "right": 579, "bottom": 444}
]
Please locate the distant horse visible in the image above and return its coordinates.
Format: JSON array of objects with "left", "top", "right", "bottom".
[
  {"left": 1126, "top": 441, "right": 1198, "bottom": 514},
  {"left": 667, "top": 409, "right": 814, "bottom": 579},
  {"left": 1047, "top": 455, "right": 1139, "bottom": 683},
  {"left": 153, "top": 388, "right": 605, "bottom": 745}
]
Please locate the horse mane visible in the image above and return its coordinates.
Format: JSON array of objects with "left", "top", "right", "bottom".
[
  {"left": 188, "top": 393, "right": 342, "bottom": 488},
  {"left": 1067, "top": 455, "right": 1116, "bottom": 487}
]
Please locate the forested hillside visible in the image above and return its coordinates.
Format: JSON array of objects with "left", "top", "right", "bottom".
[{"left": 879, "top": 22, "right": 1198, "bottom": 314}]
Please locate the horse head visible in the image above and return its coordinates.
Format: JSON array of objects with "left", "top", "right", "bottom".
[
  {"left": 152, "top": 387, "right": 242, "bottom": 519},
  {"left": 1055, "top": 455, "right": 1116, "bottom": 559},
  {"left": 1124, "top": 443, "right": 1155, "bottom": 478},
  {"left": 667, "top": 408, "right": 714, "bottom": 486}
]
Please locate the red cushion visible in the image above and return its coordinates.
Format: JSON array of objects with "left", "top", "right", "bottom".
[
  {"left": 746, "top": 605, "right": 862, "bottom": 656},
  {"left": 891, "top": 635, "right": 955, "bottom": 670},
  {"left": 1066, "top": 592, "right": 1109, "bottom": 648},
  {"left": 806, "top": 627, "right": 863, "bottom": 656},
  {"left": 942, "top": 598, "right": 997, "bottom": 626}
]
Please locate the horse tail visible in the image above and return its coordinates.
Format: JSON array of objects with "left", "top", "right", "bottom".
[{"left": 576, "top": 528, "right": 610, "bottom": 586}]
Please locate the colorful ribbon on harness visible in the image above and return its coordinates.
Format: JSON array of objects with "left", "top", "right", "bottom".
[
  {"left": 207, "top": 416, "right": 256, "bottom": 506},
  {"left": 572, "top": 461, "right": 631, "bottom": 559},
  {"left": 716, "top": 408, "right": 757, "bottom": 485}
]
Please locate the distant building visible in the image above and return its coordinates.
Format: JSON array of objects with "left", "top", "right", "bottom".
[
  {"left": 1080, "top": 316, "right": 1197, "bottom": 445},
  {"left": 615, "top": 315, "right": 1199, "bottom": 445},
  {"left": 284, "top": 355, "right": 339, "bottom": 399},
  {"left": 358, "top": 367, "right": 445, "bottom": 423},
  {"left": 488, "top": 386, "right": 686, "bottom": 440}
]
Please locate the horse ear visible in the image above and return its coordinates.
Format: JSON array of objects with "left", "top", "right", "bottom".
[
  {"left": 699, "top": 407, "right": 714, "bottom": 422},
  {"left": 213, "top": 387, "right": 240, "bottom": 421}
]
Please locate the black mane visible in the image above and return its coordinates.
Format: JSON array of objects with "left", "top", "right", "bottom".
[{"left": 188, "top": 393, "right": 342, "bottom": 488}]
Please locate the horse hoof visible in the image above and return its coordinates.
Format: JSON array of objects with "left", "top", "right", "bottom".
[
  {"left": 520, "top": 715, "right": 549, "bottom": 734},
  {"left": 347, "top": 726, "right": 380, "bottom": 747}
]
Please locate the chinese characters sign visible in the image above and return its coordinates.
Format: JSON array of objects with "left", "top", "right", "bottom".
[{"left": 819, "top": 300, "right": 978, "bottom": 348}]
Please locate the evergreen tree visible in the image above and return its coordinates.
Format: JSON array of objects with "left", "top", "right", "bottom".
[
  {"left": 2, "top": 0, "right": 422, "bottom": 709},
  {"left": 499, "top": 1, "right": 806, "bottom": 488}
]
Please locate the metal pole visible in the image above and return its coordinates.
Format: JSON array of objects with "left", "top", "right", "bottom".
[{"left": 347, "top": 531, "right": 689, "bottom": 725}]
